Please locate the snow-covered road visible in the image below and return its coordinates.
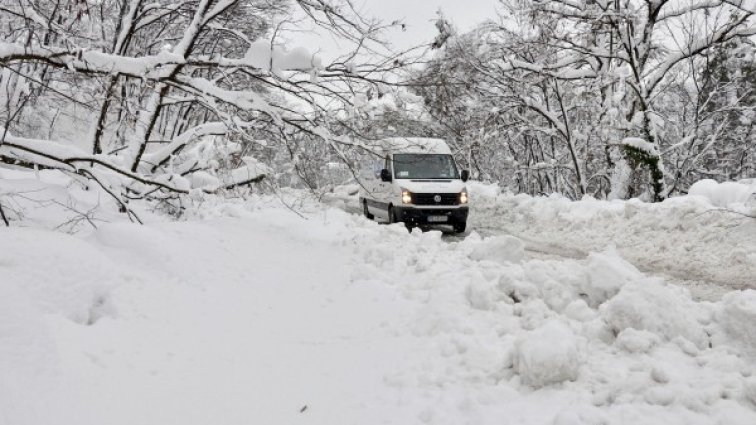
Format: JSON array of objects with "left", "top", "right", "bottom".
[
  {"left": 3, "top": 183, "right": 756, "bottom": 425},
  {"left": 326, "top": 183, "right": 755, "bottom": 301},
  {"left": 446, "top": 225, "right": 738, "bottom": 302}
]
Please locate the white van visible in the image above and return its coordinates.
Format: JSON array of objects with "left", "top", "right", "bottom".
[{"left": 358, "top": 137, "right": 470, "bottom": 233}]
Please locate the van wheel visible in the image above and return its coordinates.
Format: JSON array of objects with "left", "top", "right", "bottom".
[
  {"left": 453, "top": 222, "right": 467, "bottom": 233},
  {"left": 363, "top": 201, "right": 374, "bottom": 220},
  {"left": 388, "top": 205, "right": 397, "bottom": 224}
]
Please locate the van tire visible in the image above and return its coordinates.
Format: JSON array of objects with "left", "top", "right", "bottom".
[
  {"left": 363, "top": 201, "right": 374, "bottom": 220},
  {"left": 388, "top": 205, "right": 397, "bottom": 224},
  {"left": 453, "top": 222, "right": 466, "bottom": 233}
]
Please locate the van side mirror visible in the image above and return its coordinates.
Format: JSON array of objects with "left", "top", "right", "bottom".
[
  {"left": 460, "top": 169, "right": 470, "bottom": 182},
  {"left": 380, "top": 168, "right": 392, "bottom": 182}
]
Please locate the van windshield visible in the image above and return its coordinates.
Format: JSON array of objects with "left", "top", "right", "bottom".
[{"left": 392, "top": 154, "right": 459, "bottom": 179}]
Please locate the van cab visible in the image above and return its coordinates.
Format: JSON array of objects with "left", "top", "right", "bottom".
[{"left": 358, "top": 137, "right": 470, "bottom": 233}]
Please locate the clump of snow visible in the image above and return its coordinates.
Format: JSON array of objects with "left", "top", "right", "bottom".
[
  {"left": 514, "top": 320, "right": 582, "bottom": 388},
  {"left": 563, "top": 299, "right": 595, "bottom": 322},
  {"left": 601, "top": 279, "right": 709, "bottom": 349},
  {"left": 614, "top": 328, "right": 661, "bottom": 353},
  {"left": 651, "top": 366, "right": 671, "bottom": 384},
  {"left": 644, "top": 386, "right": 676, "bottom": 406},
  {"left": 582, "top": 249, "right": 644, "bottom": 307},
  {"left": 465, "top": 279, "right": 501, "bottom": 311},
  {"left": 516, "top": 299, "right": 555, "bottom": 330},
  {"left": 468, "top": 235, "right": 525, "bottom": 264},
  {"left": 688, "top": 179, "right": 756, "bottom": 209},
  {"left": 190, "top": 170, "right": 220, "bottom": 189},
  {"left": 227, "top": 162, "right": 267, "bottom": 187},
  {"left": 244, "top": 39, "right": 321, "bottom": 74},
  {"left": 714, "top": 290, "right": 756, "bottom": 357},
  {"left": 622, "top": 137, "right": 660, "bottom": 156}
]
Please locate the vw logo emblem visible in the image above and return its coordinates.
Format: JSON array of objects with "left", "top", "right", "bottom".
[{"left": 433, "top": 195, "right": 442, "bottom": 203}]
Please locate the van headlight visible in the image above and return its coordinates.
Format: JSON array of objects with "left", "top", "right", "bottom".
[
  {"left": 401, "top": 188, "right": 412, "bottom": 204},
  {"left": 460, "top": 190, "right": 468, "bottom": 204}
]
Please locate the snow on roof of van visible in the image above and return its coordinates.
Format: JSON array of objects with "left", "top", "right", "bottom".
[{"left": 373, "top": 137, "right": 452, "bottom": 155}]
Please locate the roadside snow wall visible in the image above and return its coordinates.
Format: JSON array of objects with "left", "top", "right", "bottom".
[{"left": 468, "top": 180, "right": 756, "bottom": 290}]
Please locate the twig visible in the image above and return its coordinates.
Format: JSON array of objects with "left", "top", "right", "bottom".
[
  {"left": 0, "top": 200, "right": 9, "bottom": 226},
  {"left": 77, "top": 169, "right": 144, "bottom": 225}
]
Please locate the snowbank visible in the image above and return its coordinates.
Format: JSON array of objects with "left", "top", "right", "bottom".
[{"left": 470, "top": 182, "right": 756, "bottom": 291}]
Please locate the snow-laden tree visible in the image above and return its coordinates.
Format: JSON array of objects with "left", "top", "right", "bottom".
[
  {"left": 413, "top": 0, "right": 756, "bottom": 200},
  {"left": 0, "top": 0, "right": 403, "bottom": 222},
  {"left": 527, "top": 0, "right": 756, "bottom": 201},
  {"left": 412, "top": 21, "right": 609, "bottom": 198}
]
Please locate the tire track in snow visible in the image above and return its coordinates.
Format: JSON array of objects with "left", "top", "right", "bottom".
[{"left": 449, "top": 224, "right": 736, "bottom": 301}]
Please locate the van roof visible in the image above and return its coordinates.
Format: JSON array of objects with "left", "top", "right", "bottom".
[{"left": 372, "top": 137, "right": 452, "bottom": 155}]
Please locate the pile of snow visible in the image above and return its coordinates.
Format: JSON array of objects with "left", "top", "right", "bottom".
[
  {"left": 470, "top": 182, "right": 756, "bottom": 291},
  {"left": 601, "top": 278, "right": 709, "bottom": 349}
]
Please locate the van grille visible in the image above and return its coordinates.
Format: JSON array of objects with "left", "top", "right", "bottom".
[{"left": 412, "top": 193, "right": 459, "bottom": 206}]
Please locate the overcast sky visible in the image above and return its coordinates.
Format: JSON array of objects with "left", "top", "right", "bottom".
[
  {"left": 287, "top": 0, "right": 501, "bottom": 60},
  {"left": 357, "top": 0, "right": 499, "bottom": 48}
]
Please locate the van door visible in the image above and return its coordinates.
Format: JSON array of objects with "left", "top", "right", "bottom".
[
  {"left": 374, "top": 154, "right": 394, "bottom": 219},
  {"left": 364, "top": 155, "right": 385, "bottom": 218}
]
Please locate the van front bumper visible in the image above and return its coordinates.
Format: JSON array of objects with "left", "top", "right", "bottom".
[{"left": 394, "top": 206, "right": 469, "bottom": 226}]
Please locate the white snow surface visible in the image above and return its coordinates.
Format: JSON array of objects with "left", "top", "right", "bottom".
[
  {"left": 467, "top": 181, "right": 756, "bottom": 291},
  {"left": 3, "top": 183, "right": 756, "bottom": 424},
  {"left": 621, "top": 137, "right": 660, "bottom": 156}
]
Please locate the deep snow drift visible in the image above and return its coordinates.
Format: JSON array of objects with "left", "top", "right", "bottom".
[{"left": 3, "top": 182, "right": 756, "bottom": 425}]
